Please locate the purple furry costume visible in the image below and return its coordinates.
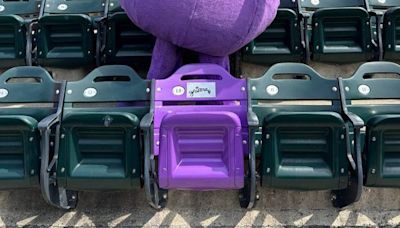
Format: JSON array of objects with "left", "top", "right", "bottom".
[{"left": 120, "top": 0, "right": 280, "bottom": 79}]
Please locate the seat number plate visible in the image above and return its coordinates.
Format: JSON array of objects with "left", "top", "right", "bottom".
[
  {"left": 172, "top": 86, "right": 185, "bottom": 96},
  {"left": 57, "top": 4, "right": 68, "bottom": 11},
  {"left": 83, "top": 88, "right": 97, "bottom": 98},
  {"left": 358, "top": 85, "right": 371, "bottom": 95},
  {"left": 0, "top": 89, "right": 8, "bottom": 98}
]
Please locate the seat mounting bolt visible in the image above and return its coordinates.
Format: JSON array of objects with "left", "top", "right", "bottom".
[
  {"left": 372, "top": 137, "right": 376, "bottom": 142},
  {"left": 371, "top": 169, "right": 376, "bottom": 174}
]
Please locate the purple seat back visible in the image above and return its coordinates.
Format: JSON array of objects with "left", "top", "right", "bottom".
[
  {"left": 154, "top": 64, "right": 248, "bottom": 155},
  {"left": 153, "top": 64, "right": 248, "bottom": 190}
]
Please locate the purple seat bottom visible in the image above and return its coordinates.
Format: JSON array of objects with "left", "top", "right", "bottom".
[{"left": 158, "top": 111, "right": 245, "bottom": 190}]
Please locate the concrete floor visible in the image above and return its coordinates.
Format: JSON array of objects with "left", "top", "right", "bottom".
[
  {"left": 1, "top": 62, "right": 400, "bottom": 227},
  {"left": 1, "top": 187, "right": 400, "bottom": 227}
]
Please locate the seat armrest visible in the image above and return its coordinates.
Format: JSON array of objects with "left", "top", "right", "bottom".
[
  {"left": 299, "top": 12, "right": 311, "bottom": 19},
  {"left": 140, "top": 113, "right": 154, "bottom": 130},
  {"left": 38, "top": 113, "right": 59, "bottom": 132},
  {"left": 344, "top": 111, "right": 364, "bottom": 129},
  {"left": 247, "top": 111, "right": 259, "bottom": 128}
]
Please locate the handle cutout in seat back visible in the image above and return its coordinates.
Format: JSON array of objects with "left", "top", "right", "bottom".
[
  {"left": 363, "top": 73, "right": 400, "bottom": 80},
  {"left": 181, "top": 74, "right": 222, "bottom": 81},
  {"left": 93, "top": 76, "right": 131, "bottom": 82},
  {"left": 6, "top": 77, "right": 42, "bottom": 84},
  {"left": 273, "top": 74, "right": 311, "bottom": 80}
]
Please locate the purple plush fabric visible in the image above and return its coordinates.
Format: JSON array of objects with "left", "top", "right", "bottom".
[{"left": 120, "top": 0, "right": 280, "bottom": 79}]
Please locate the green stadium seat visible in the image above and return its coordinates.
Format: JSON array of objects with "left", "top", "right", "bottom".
[
  {"left": 366, "top": 0, "right": 400, "bottom": 60},
  {"left": 382, "top": 7, "right": 400, "bottom": 60},
  {"left": 36, "top": 0, "right": 106, "bottom": 68},
  {"left": 40, "top": 65, "right": 150, "bottom": 209},
  {"left": 101, "top": 0, "right": 155, "bottom": 68},
  {"left": 300, "top": 0, "right": 375, "bottom": 63},
  {"left": 242, "top": 0, "right": 304, "bottom": 64},
  {"left": 0, "top": 66, "right": 63, "bottom": 190},
  {"left": 341, "top": 62, "right": 400, "bottom": 187},
  {"left": 249, "top": 63, "right": 364, "bottom": 207},
  {"left": 0, "top": 0, "right": 40, "bottom": 67}
]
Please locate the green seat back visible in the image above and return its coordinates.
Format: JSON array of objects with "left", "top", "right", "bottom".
[
  {"left": 42, "top": 0, "right": 105, "bottom": 15},
  {"left": 0, "top": 66, "right": 62, "bottom": 189},
  {"left": 0, "top": 0, "right": 40, "bottom": 67},
  {"left": 57, "top": 65, "right": 150, "bottom": 191},
  {"left": 0, "top": 15, "right": 26, "bottom": 67},
  {"left": 104, "top": 0, "right": 155, "bottom": 68},
  {"left": 369, "top": 0, "right": 400, "bottom": 10},
  {"left": 383, "top": 7, "right": 400, "bottom": 60},
  {"left": 342, "top": 62, "right": 400, "bottom": 187},
  {"left": 249, "top": 63, "right": 348, "bottom": 190},
  {"left": 243, "top": 0, "right": 303, "bottom": 64},
  {"left": 0, "top": 0, "right": 40, "bottom": 16},
  {"left": 36, "top": 0, "right": 106, "bottom": 68},
  {"left": 301, "top": 0, "right": 366, "bottom": 11},
  {"left": 300, "top": 0, "right": 373, "bottom": 62}
]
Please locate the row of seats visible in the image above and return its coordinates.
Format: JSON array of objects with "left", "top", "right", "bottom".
[
  {"left": 243, "top": 0, "right": 400, "bottom": 64},
  {"left": 0, "top": 0, "right": 155, "bottom": 69},
  {"left": 5, "top": 0, "right": 400, "bottom": 73},
  {"left": 1, "top": 61, "right": 399, "bottom": 209}
]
